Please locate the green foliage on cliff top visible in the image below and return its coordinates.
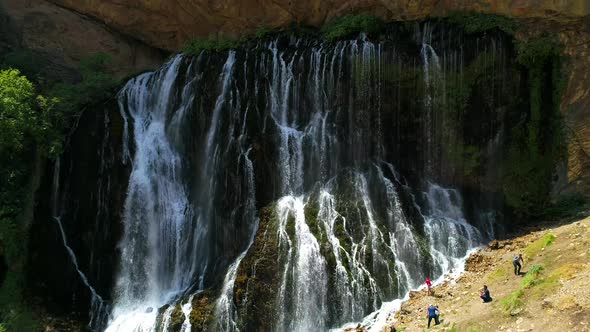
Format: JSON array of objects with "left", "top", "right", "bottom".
[
  {"left": 50, "top": 52, "right": 118, "bottom": 117},
  {"left": 516, "top": 36, "right": 564, "bottom": 68},
  {"left": 322, "top": 14, "right": 384, "bottom": 42},
  {"left": 183, "top": 37, "right": 240, "bottom": 55},
  {"left": 447, "top": 12, "right": 517, "bottom": 35}
]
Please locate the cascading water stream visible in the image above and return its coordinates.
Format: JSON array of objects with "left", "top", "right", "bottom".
[
  {"left": 53, "top": 217, "right": 111, "bottom": 330},
  {"left": 106, "top": 55, "right": 196, "bottom": 331},
  {"left": 97, "top": 24, "right": 512, "bottom": 331}
]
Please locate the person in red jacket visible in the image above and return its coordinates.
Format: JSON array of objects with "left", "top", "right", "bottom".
[{"left": 425, "top": 277, "right": 433, "bottom": 295}]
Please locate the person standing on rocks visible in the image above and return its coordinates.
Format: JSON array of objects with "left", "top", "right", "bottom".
[
  {"left": 427, "top": 304, "right": 440, "bottom": 328},
  {"left": 513, "top": 253, "right": 524, "bottom": 275},
  {"left": 425, "top": 277, "right": 433, "bottom": 295}
]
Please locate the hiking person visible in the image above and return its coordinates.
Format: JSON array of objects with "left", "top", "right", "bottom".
[
  {"left": 480, "top": 285, "right": 492, "bottom": 303},
  {"left": 513, "top": 253, "right": 524, "bottom": 275},
  {"left": 425, "top": 277, "right": 433, "bottom": 295},
  {"left": 427, "top": 304, "right": 440, "bottom": 328}
]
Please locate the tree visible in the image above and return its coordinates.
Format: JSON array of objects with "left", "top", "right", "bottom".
[{"left": 0, "top": 69, "right": 36, "bottom": 153}]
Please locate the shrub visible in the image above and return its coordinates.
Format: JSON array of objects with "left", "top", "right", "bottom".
[
  {"left": 521, "top": 264, "right": 544, "bottom": 288},
  {"left": 500, "top": 289, "right": 524, "bottom": 314},
  {"left": 542, "top": 194, "right": 588, "bottom": 219},
  {"left": 183, "top": 37, "right": 239, "bottom": 56},
  {"left": 321, "top": 14, "right": 384, "bottom": 42},
  {"left": 255, "top": 26, "right": 274, "bottom": 39},
  {"left": 516, "top": 36, "right": 563, "bottom": 68},
  {"left": 50, "top": 52, "right": 118, "bottom": 116},
  {"left": 448, "top": 12, "right": 517, "bottom": 35}
]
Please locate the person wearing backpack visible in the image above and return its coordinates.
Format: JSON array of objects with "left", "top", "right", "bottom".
[{"left": 427, "top": 304, "right": 440, "bottom": 328}]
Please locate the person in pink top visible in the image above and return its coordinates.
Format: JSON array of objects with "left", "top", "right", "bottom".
[{"left": 425, "top": 278, "right": 432, "bottom": 295}]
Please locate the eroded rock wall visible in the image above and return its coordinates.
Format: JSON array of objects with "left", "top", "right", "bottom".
[
  {"left": 47, "top": 0, "right": 589, "bottom": 51},
  {"left": 36, "top": 0, "right": 590, "bottom": 197},
  {"left": 1, "top": 0, "right": 164, "bottom": 78}
]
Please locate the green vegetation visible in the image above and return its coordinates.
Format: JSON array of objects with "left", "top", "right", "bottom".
[
  {"left": 447, "top": 12, "right": 517, "bottom": 35},
  {"left": 183, "top": 37, "right": 241, "bottom": 56},
  {"left": 529, "top": 263, "right": 580, "bottom": 299},
  {"left": 0, "top": 52, "right": 118, "bottom": 331},
  {"left": 501, "top": 244, "right": 555, "bottom": 315},
  {"left": 440, "top": 50, "right": 503, "bottom": 177},
  {"left": 0, "top": 69, "right": 59, "bottom": 331},
  {"left": 182, "top": 14, "right": 383, "bottom": 55},
  {"left": 487, "top": 263, "right": 509, "bottom": 282},
  {"left": 233, "top": 205, "right": 282, "bottom": 331},
  {"left": 321, "top": 14, "right": 384, "bottom": 42},
  {"left": 500, "top": 288, "right": 524, "bottom": 314},
  {"left": 521, "top": 264, "right": 544, "bottom": 288},
  {"left": 0, "top": 69, "right": 56, "bottom": 154},
  {"left": 542, "top": 194, "right": 589, "bottom": 219},
  {"left": 50, "top": 53, "right": 118, "bottom": 116},
  {"left": 254, "top": 26, "right": 274, "bottom": 39},
  {"left": 502, "top": 35, "right": 565, "bottom": 218},
  {"left": 524, "top": 233, "right": 556, "bottom": 257}
]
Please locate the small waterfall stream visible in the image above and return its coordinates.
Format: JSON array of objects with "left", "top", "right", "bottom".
[{"left": 51, "top": 160, "right": 110, "bottom": 330}]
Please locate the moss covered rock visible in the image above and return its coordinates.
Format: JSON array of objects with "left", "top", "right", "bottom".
[
  {"left": 233, "top": 205, "right": 281, "bottom": 331},
  {"left": 189, "top": 291, "right": 216, "bottom": 331}
]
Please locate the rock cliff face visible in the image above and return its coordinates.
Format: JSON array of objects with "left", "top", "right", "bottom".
[
  {"left": 48, "top": 0, "right": 589, "bottom": 51},
  {"left": 559, "top": 23, "right": 590, "bottom": 196},
  {"left": 1, "top": 1, "right": 589, "bottom": 196},
  {"left": 1, "top": 0, "right": 164, "bottom": 77},
  {"left": 19, "top": 0, "right": 588, "bottom": 197}
]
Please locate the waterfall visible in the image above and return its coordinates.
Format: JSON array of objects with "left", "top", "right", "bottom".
[
  {"left": 99, "top": 23, "right": 512, "bottom": 331},
  {"left": 422, "top": 184, "right": 482, "bottom": 278},
  {"left": 53, "top": 217, "right": 111, "bottom": 330},
  {"left": 51, "top": 159, "right": 110, "bottom": 331},
  {"left": 421, "top": 29, "right": 443, "bottom": 177},
  {"left": 106, "top": 56, "right": 194, "bottom": 331},
  {"left": 275, "top": 195, "right": 329, "bottom": 331}
]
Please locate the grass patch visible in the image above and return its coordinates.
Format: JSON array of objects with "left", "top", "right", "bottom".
[
  {"left": 500, "top": 264, "right": 544, "bottom": 315},
  {"left": 487, "top": 263, "right": 510, "bottom": 282},
  {"left": 521, "top": 264, "right": 544, "bottom": 288},
  {"left": 500, "top": 289, "right": 524, "bottom": 314},
  {"left": 321, "top": 14, "right": 384, "bottom": 42},
  {"left": 524, "top": 233, "right": 556, "bottom": 258},
  {"left": 529, "top": 263, "right": 581, "bottom": 299}
]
